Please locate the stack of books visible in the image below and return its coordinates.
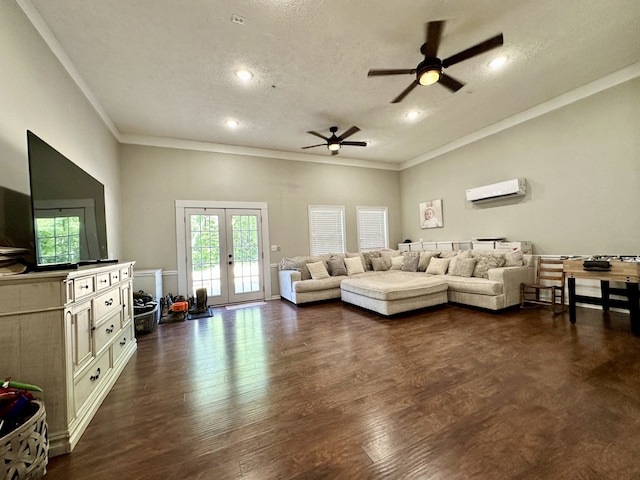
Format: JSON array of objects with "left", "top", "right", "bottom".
[{"left": 0, "top": 246, "right": 28, "bottom": 276}]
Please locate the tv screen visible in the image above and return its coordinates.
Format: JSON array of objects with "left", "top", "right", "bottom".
[{"left": 27, "top": 131, "right": 108, "bottom": 269}]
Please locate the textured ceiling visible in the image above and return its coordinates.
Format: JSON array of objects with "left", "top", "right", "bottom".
[{"left": 20, "top": 0, "right": 640, "bottom": 168}]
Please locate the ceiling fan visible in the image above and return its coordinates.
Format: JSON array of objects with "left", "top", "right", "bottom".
[
  {"left": 368, "top": 20, "right": 504, "bottom": 103},
  {"left": 301, "top": 126, "right": 367, "bottom": 155}
]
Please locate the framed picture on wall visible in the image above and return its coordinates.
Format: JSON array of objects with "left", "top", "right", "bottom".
[{"left": 419, "top": 199, "right": 443, "bottom": 229}]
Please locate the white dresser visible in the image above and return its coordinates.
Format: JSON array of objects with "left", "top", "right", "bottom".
[{"left": 0, "top": 261, "right": 137, "bottom": 456}]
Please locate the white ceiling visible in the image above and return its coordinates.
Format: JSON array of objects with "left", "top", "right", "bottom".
[{"left": 19, "top": 0, "right": 640, "bottom": 169}]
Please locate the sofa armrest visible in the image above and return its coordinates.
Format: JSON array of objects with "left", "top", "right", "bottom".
[
  {"left": 487, "top": 266, "right": 536, "bottom": 307},
  {"left": 278, "top": 269, "right": 302, "bottom": 302}
]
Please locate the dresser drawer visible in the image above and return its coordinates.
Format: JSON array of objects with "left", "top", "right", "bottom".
[
  {"left": 74, "top": 351, "right": 111, "bottom": 413},
  {"left": 120, "top": 267, "right": 131, "bottom": 281},
  {"left": 112, "top": 323, "right": 133, "bottom": 367},
  {"left": 110, "top": 270, "right": 121, "bottom": 284},
  {"left": 94, "top": 311, "right": 121, "bottom": 356},
  {"left": 94, "top": 286, "right": 121, "bottom": 320},
  {"left": 73, "top": 276, "right": 95, "bottom": 300},
  {"left": 96, "top": 272, "right": 111, "bottom": 291}
]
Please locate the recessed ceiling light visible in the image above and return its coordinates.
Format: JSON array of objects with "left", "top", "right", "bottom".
[
  {"left": 226, "top": 119, "right": 239, "bottom": 128},
  {"left": 235, "top": 69, "right": 253, "bottom": 81},
  {"left": 489, "top": 56, "right": 507, "bottom": 69},
  {"left": 406, "top": 111, "right": 419, "bottom": 120}
]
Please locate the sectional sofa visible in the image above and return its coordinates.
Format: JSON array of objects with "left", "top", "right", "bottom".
[{"left": 278, "top": 249, "right": 535, "bottom": 312}]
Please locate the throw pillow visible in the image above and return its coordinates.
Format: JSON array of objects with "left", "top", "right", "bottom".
[
  {"left": 504, "top": 251, "right": 524, "bottom": 267},
  {"left": 426, "top": 257, "right": 450, "bottom": 275},
  {"left": 390, "top": 255, "right": 404, "bottom": 270},
  {"left": 401, "top": 253, "right": 420, "bottom": 272},
  {"left": 439, "top": 250, "right": 458, "bottom": 258},
  {"left": 306, "top": 261, "right": 330, "bottom": 280},
  {"left": 473, "top": 254, "right": 506, "bottom": 279},
  {"left": 362, "top": 251, "right": 382, "bottom": 271},
  {"left": 371, "top": 257, "right": 389, "bottom": 271},
  {"left": 380, "top": 250, "right": 400, "bottom": 269},
  {"left": 418, "top": 251, "right": 440, "bottom": 272},
  {"left": 344, "top": 256, "right": 365, "bottom": 275},
  {"left": 278, "top": 257, "right": 298, "bottom": 271},
  {"left": 327, "top": 256, "right": 347, "bottom": 276},
  {"left": 447, "top": 257, "right": 477, "bottom": 277},
  {"left": 278, "top": 257, "right": 313, "bottom": 280}
]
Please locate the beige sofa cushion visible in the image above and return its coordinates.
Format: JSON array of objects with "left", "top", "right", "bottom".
[
  {"left": 418, "top": 251, "right": 440, "bottom": 271},
  {"left": 340, "top": 272, "right": 448, "bottom": 301},
  {"left": 472, "top": 253, "right": 506, "bottom": 278},
  {"left": 448, "top": 257, "right": 477, "bottom": 277},
  {"left": 294, "top": 275, "right": 345, "bottom": 293},
  {"left": 307, "top": 261, "right": 330, "bottom": 280},
  {"left": 344, "top": 256, "right": 365, "bottom": 275},
  {"left": 443, "top": 276, "right": 504, "bottom": 295},
  {"left": 426, "top": 257, "right": 451, "bottom": 275}
]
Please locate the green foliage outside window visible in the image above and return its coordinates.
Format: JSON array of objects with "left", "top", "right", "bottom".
[{"left": 35, "top": 216, "right": 81, "bottom": 264}]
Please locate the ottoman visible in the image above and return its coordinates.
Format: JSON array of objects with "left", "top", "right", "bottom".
[{"left": 340, "top": 272, "right": 448, "bottom": 316}]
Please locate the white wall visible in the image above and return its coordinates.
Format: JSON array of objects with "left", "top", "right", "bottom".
[
  {"left": 0, "top": 0, "right": 121, "bottom": 257},
  {"left": 400, "top": 77, "right": 640, "bottom": 255}
]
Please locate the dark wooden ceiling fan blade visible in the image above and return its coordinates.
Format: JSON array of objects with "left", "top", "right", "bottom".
[
  {"left": 438, "top": 73, "right": 465, "bottom": 92},
  {"left": 331, "top": 150, "right": 339, "bottom": 156},
  {"left": 391, "top": 80, "right": 420, "bottom": 103},
  {"left": 306, "top": 130, "right": 329, "bottom": 141},
  {"left": 301, "top": 143, "right": 326, "bottom": 149},
  {"left": 423, "top": 20, "right": 444, "bottom": 58},
  {"left": 368, "top": 68, "right": 416, "bottom": 76},
  {"left": 338, "top": 126, "right": 360, "bottom": 140},
  {"left": 342, "top": 141, "right": 367, "bottom": 147},
  {"left": 442, "top": 33, "right": 503, "bottom": 68}
]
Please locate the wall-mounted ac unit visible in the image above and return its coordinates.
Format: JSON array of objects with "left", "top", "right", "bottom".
[{"left": 465, "top": 178, "right": 526, "bottom": 202}]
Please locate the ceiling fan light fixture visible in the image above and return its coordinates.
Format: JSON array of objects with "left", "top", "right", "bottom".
[
  {"left": 327, "top": 142, "right": 341, "bottom": 151},
  {"left": 419, "top": 68, "right": 440, "bottom": 86},
  {"left": 235, "top": 69, "right": 253, "bottom": 81},
  {"left": 489, "top": 56, "right": 507, "bottom": 69}
]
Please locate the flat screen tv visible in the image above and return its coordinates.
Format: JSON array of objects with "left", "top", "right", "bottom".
[{"left": 27, "top": 130, "right": 108, "bottom": 269}]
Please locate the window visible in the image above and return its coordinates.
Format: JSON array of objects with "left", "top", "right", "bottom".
[
  {"left": 35, "top": 215, "right": 81, "bottom": 264},
  {"left": 308, "top": 205, "right": 345, "bottom": 255},
  {"left": 357, "top": 206, "right": 388, "bottom": 252}
]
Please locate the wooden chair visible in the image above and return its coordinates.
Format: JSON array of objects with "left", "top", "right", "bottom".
[{"left": 520, "top": 257, "right": 566, "bottom": 314}]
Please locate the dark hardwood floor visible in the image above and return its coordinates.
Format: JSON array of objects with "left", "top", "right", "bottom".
[{"left": 45, "top": 300, "right": 640, "bottom": 479}]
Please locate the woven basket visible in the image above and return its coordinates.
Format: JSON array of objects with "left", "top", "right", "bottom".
[
  {"left": 0, "top": 400, "right": 48, "bottom": 480},
  {"left": 134, "top": 304, "right": 159, "bottom": 335}
]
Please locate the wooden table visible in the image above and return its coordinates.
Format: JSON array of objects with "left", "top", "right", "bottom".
[{"left": 563, "top": 259, "right": 640, "bottom": 335}]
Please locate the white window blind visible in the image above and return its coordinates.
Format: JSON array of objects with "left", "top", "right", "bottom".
[
  {"left": 308, "top": 205, "right": 346, "bottom": 255},
  {"left": 357, "top": 206, "right": 388, "bottom": 252}
]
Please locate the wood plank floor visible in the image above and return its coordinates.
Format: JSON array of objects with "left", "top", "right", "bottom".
[{"left": 45, "top": 300, "right": 640, "bottom": 479}]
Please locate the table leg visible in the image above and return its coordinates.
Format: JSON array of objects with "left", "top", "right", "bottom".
[
  {"left": 626, "top": 282, "right": 640, "bottom": 336},
  {"left": 568, "top": 277, "right": 576, "bottom": 324},
  {"left": 601, "top": 280, "right": 610, "bottom": 312}
]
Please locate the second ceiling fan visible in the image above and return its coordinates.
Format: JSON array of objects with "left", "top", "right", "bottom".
[
  {"left": 302, "top": 126, "right": 367, "bottom": 155},
  {"left": 368, "top": 20, "right": 504, "bottom": 103}
]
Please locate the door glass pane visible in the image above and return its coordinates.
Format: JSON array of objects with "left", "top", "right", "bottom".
[
  {"left": 190, "top": 214, "right": 221, "bottom": 296},
  {"left": 231, "top": 214, "right": 260, "bottom": 294}
]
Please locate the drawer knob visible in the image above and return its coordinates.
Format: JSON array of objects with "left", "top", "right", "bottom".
[
  {"left": 105, "top": 298, "right": 113, "bottom": 306},
  {"left": 82, "top": 285, "right": 90, "bottom": 290},
  {"left": 106, "top": 325, "right": 115, "bottom": 334},
  {"left": 101, "top": 279, "right": 108, "bottom": 284},
  {"left": 119, "top": 337, "right": 127, "bottom": 346},
  {"left": 90, "top": 368, "right": 101, "bottom": 381}
]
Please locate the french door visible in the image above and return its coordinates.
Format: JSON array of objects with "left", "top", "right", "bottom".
[{"left": 185, "top": 208, "right": 264, "bottom": 306}]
